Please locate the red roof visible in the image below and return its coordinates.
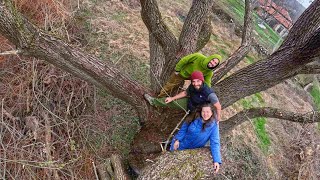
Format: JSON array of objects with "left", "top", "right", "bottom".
[{"left": 258, "top": 0, "right": 292, "bottom": 29}]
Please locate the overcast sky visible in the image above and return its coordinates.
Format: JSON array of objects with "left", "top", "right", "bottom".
[{"left": 297, "top": 0, "right": 313, "bottom": 7}]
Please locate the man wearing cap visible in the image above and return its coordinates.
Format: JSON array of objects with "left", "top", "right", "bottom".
[
  {"left": 144, "top": 71, "right": 221, "bottom": 123},
  {"left": 158, "top": 52, "right": 221, "bottom": 97}
]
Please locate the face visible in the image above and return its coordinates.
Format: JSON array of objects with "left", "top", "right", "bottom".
[
  {"left": 208, "top": 58, "right": 219, "bottom": 68},
  {"left": 191, "top": 79, "right": 203, "bottom": 90},
  {"left": 201, "top": 106, "right": 213, "bottom": 121}
]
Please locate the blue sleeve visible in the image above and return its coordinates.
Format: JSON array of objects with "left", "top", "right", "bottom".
[
  {"left": 210, "top": 121, "right": 222, "bottom": 164},
  {"left": 174, "top": 122, "right": 189, "bottom": 141}
]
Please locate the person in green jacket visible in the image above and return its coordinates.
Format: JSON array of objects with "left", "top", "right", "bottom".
[{"left": 158, "top": 52, "right": 222, "bottom": 97}]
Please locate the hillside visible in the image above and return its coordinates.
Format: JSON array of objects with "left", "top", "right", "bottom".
[{"left": 0, "top": 0, "right": 319, "bottom": 179}]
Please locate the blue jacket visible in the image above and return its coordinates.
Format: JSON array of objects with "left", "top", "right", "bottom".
[{"left": 170, "top": 117, "right": 222, "bottom": 164}]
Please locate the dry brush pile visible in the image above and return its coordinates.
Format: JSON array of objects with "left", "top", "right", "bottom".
[{"left": 0, "top": 0, "right": 120, "bottom": 179}]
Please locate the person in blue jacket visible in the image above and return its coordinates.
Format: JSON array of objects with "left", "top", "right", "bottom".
[{"left": 170, "top": 103, "right": 221, "bottom": 173}]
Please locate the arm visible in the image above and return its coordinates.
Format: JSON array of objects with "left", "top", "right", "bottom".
[
  {"left": 210, "top": 122, "right": 221, "bottom": 173},
  {"left": 175, "top": 53, "right": 198, "bottom": 72},
  {"left": 173, "top": 122, "right": 189, "bottom": 150},
  {"left": 208, "top": 93, "right": 221, "bottom": 123},
  {"left": 204, "top": 71, "right": 213, "bottom": 87},
  {"left": 165, "top": 90, "right": 187, "bottom": 104},
  {"left": 213, "top": 101, "right": 221, "bottom": 123}
]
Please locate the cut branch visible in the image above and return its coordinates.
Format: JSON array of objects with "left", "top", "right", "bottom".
[
  {"left": 211, "top": 0, "right": 254, "bottom": 84},
  {"left": 0, "top": 49, "right": 21, "bottom": 56},
  {"left": 220, "top": 107, "right": 320, "bottom": 136}
]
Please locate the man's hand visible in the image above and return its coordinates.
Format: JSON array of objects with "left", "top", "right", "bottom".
[
  {"left": 213, "top": 162, "right": 220, "bottom": 174},
  {"left": 173, "top": 140, "right": 179, "bottom": 150},
  {"left": 165, "top": 97, "right": 174, "bottom": 104}
]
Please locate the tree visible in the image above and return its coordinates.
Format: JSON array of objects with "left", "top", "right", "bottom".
[{"left": 0, "top": 0, "right": 320, "bottom": 177}]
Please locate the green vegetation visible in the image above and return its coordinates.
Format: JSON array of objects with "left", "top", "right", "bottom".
[
  {"left": 245, "top": 55, "right": 255, "bottom": 64},
  {"left": 111, "top": 12, "right": 127, "bottom": 21},
  {"left": 219, "top": 49, "right": 229, "bottom": 58},
  {"left": 240, "top": 93, "right": 271, "bottom": 153},
  {"left": 310, "top": 81, "right": 320, "bottom": 110},
  {"left": 254, "top": 117, "right": 271, "bottom": 153},
  {"left": 310, "top": 80, "right": 320, "bottom": 132},
  {"left": 220, "top": 0, "right": 282, "bottom": 50}
]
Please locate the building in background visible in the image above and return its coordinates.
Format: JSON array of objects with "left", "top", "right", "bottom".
[{"left": 257, "top": 0, "right": 293, "bottom": 37}]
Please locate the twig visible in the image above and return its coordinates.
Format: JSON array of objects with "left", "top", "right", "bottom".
[
  {"left": 92, "top": 161, "right": 99, "bottom": 180},
  {"left": 163, "top": 110, "right": 190, "bottom": 152}
]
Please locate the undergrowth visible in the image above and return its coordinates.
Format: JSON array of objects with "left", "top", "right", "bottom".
[
  {"left": 310, "top": 80, "right": 320, "bottom": 132},
  {"left": 240, "top": 93, "right": 271, "bottom": 153}
]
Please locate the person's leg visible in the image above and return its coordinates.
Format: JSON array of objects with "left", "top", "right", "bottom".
[
  {"left": 158, "top": 73, "right": 185, "bottom": 97},
  {"left": 152, "top": 97, "right": 188, "bottom": 110}
]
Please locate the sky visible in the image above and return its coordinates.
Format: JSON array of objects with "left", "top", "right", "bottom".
[{"left": 297, "top": 0, "right": 313, "bottom": 8}]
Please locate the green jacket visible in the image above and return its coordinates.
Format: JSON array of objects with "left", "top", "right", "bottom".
[{"left": 175, "top": 53, "right": 222, "bottom": 87}]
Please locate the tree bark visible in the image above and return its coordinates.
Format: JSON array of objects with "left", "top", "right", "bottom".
[
  {"left": 211, "top": 0, "right": 254, "bottom": 84},
  {"left": 149, "top": 34, "right": 165, "bottom": 91},
  {"left": 220, "top": 107, "right": 320, "bottom": 136},
  {"left": 215, "top": 0, "right": 320, "bottom": 108},
  {"left": 160, "top": 0, "right": 214, "bottom": 84}
]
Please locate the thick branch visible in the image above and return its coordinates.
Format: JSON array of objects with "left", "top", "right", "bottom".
[
  {"left": 298, "top": 63, "right": 320, "bottom": 75},
  {"left": 178, "top": 0, "right": 214, "bottom": 54},
  {"left": 160, "top": 0, "right": 214, "bottom": 83},
  {"left": 281, "top": 0, "right": 320, "bottom": 48},
  {"left": 0, "top": 3, "right": 150, "bottom": 121},
  {"left": 149, "top": 34, "right": 165, "bottom": 91},
  {"left": 195, "top": 14, "right": 212, "bottom": 52},
  {"left": 140, "top": 0, "right": 178, "bottom": 57},
  {"left": 211, "top": 0, "right": 254, "bottom": 84},
  {"left": 220, "top": 107, "right": 320, "bottom": 136}
]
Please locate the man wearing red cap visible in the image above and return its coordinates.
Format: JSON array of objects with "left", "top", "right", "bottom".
[{"left": 144, "top": 71, "right": 221, "bottom": 123}]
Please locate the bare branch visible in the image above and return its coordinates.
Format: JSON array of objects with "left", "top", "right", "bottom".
[
  {"left": 195, "top": 14, "right": 212, "bottom": 52},
  {"left": 178, "top": 0, "right": 215, "bottom": 54},
  {"left": 281, "top": 0, "right": 320, "bottom": 48},
  {"left": 140, "top": 0, "right": 178, "bottom": 55},
  {"left": 220, "top": 107, "right": 319, "bottom": 136},
  {"left": 0, "top": 49, "right": 21, "bottom": 56},
  {"left": 160, "top": 0, "right": 214, "bottom": 84},
  {"left": 212, "top": 0, "right": 254, "bottom": 84}
]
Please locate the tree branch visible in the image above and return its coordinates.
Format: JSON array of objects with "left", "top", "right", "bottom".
[
  {"left": 140, "top": 0, "right": 178, "bottom": 57},
  {"left": 0, "top": 49, "right": 21, "bottom": 55},
  {"left": 160, "top": 0, "right": 214, "bottom": 84},
  {"left": 211, "top": 0, "right": 254, "bottom": 84},
  {"left": 220, "top": 107, "right": 319, "bottom": 136},
  {"left": 215, "top": 1, "right": 320, "bottom": 108},
  {"left": 281, "top": 0, "right": 320, "bottom": 48},
  {"left": 0, "top": 3, "right": 151, "bottom": 121},
  {"left": 298, "top": 63, "right": 320, "bottom": 75},
  {"left": 195, "top": 14, "right": 212, "bottom": 52}
]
